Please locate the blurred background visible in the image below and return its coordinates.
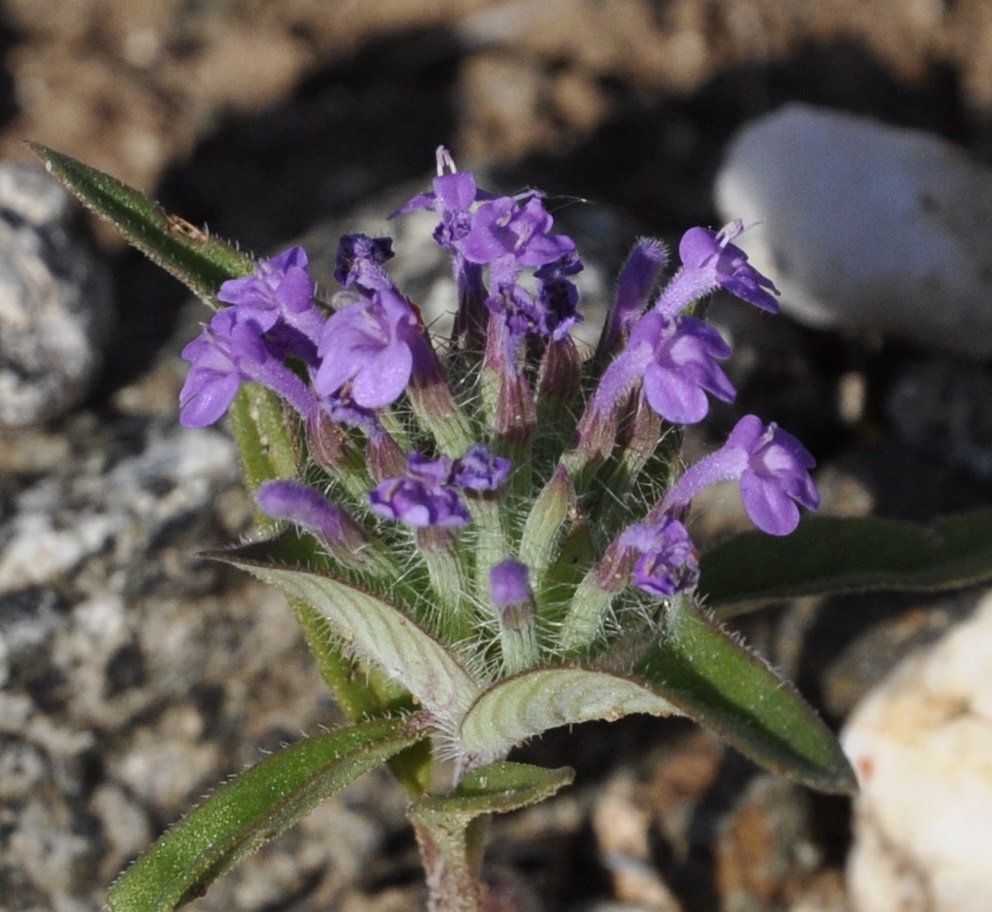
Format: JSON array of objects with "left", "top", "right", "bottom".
[{"left": 5, "top": 0, "right": 983, "bottom": 398}]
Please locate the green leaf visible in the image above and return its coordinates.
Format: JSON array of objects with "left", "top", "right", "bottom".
[
  {"left": 26, "top": 142, "right": 255, "bottom": 303},
  {"left": 700, "top": 511, "right": 992, "bottom": 616},
  {"left": 284, "top": 594, "right": 432, "bottom": 798},
  {"left": 409, "top": 761, "right": 574, "bottom": 826},
  {"left": 107, "top": 717, "right": 423, "bottom": 912},
  {"left": 459, "top": 666, "right": 679, "bottom": 759},
  {"left": 211, "top": 541, "right": 482, "bottom": 720},
  {"left": 636, "top": 603, "right": 856, "bottom": 794}
]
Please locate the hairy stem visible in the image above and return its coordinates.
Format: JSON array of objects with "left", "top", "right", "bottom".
[{"left": 410, "top": 814, "right": 490, "bottom": 912}]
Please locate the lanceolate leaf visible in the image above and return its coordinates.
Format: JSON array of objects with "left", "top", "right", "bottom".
[
  {"left": 459, "top": 666, "right": 679, "bottom": 760},
  {"left": 699, "top": 510, "right": 992, "bottom": 616},
  {"left": 212, "top": 541, "right": 482, "bottom": 719},
  {"left": 26, "top": 142, "right": 254, "bottom": 303},
  {"left": 636, "top": 603, "right": 856, "bottom": 794},
  {"left": 107, "top": 718, "right": 423, "bottom": 912}
]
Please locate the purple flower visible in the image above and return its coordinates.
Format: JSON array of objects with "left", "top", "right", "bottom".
[
  {"left": 656, "top": 220, "right": 779, "bottom": 318},
  {"left": 729, "top": 415, "right": 819, "bottom": 535},
  {"left": 395, "top": 147, "right": 489, "bottom": 215},
  {"left": 395, "top": 147, "right": 585, "bottom": 356},
  {"left": 179, "top": 308, "right": 317, "bottom": 427},
  {"left": 487, "top": 279, "right": 583, "bottom": 349},
  {"left": 629, "top": 311, "right": 735, "bottom": 424},
  {"left": 460, "top": 195, "right": 577, "bottom": 269},
  {"left": 216, "top": 247, "right": 325, "bottom": 344},
  {"left": 368, "top": 443, "right": 511, "bottom": 528},
  {"left": 314, "top": 287, "right": 425, "bottom": 409},
  {"left": 462, "top": 191, "right": 581, "bottom": 349},
  {"left": 393, "top": 147, "right": 495, "bottom": 250},
  {"left": 397, "top": 157, "right": 493, "bottom": 347},
  {"left": 580, "top": 311, "right": 735, "bottom": 432},
  {"left": 217, "top": 247, "right": 314, "bottom": 322},
  {"left": 179, "top": 310, "right": 262, "bottom": 427},
  {"left": 450, "top": 444, "right": 512, "bottom": 492},
  {"left": 622, "top": 517, "right": 700, "bottom": 596},
  {"left": 427, "top": 172, "right": 488, "bottom": 250},
  {"left": 661, "top": 414, "right": 819, "bottom": 536},
  {"left": 369, "top": 452, "right": 470, "bottom": 528}
]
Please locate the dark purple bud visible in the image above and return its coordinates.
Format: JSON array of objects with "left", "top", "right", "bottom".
[
  {"left": 256, "top": 480, "right": 365, "bottom": 551},
  {"left": 535, "top": 271, "right": 582, "bottom": 342},
  {"left": 598, "top": 238, "right": 668, "bottom": 361},
  {"left": 334, "top": 233, "right": 395, "bottom": 292},
  {"left": 489, "top": 559, "right": 535, "bottom": 630},
  {"left": 450, "top": 444, "right": 512, "bottom": 492}
]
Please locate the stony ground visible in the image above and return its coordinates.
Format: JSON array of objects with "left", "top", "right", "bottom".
[{"left": 4, "top": 2, "right": 992, "bottom": 911}]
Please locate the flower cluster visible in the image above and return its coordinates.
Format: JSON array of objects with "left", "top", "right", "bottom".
[{"left": 179, "top": 146, "right": 817, "bottom": 661}]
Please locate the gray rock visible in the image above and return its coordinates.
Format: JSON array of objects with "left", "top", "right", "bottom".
[
  {"left": 715, "top": 104, "right": 992, "bottom": 357},
  {"left": 0, "top": 162, "right": 112, "bottom": 427},
  {"left": 0, "top": 394, "right": 419, "bottom": 910}
]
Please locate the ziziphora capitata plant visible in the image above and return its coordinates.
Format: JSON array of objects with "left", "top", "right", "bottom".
[
  {"left": 28, "top": 141, "right": 860, "bottom": 912},
  {"left": 167, "top": 147, "right": 834, "bottom": 908}
]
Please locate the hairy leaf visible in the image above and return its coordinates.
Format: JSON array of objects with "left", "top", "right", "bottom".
[
  {"left": 107, "top": 718, "right": 423, "bottom": 912},
  {"left": 459, "top": 666, "right": 679, "bottom": 759},
  {"left": 636, "top": 603, "right": 856, "bottom": 794},
  {"left": 212, "top": 540, "right": 482, "bottom": 720},
  {"left": 410, "top": 761, "right": 574, "bottom": 826},
  {"left": 27, "top": 142, "right": 254, "bottom": 303}
]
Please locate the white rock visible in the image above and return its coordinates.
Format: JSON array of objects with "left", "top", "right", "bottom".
[
  {"left": 715, "top": 104, "right": 992, "bottom": 357},
  {"left": 842, "top": 592, "right": 992, "bottom": 912}
]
